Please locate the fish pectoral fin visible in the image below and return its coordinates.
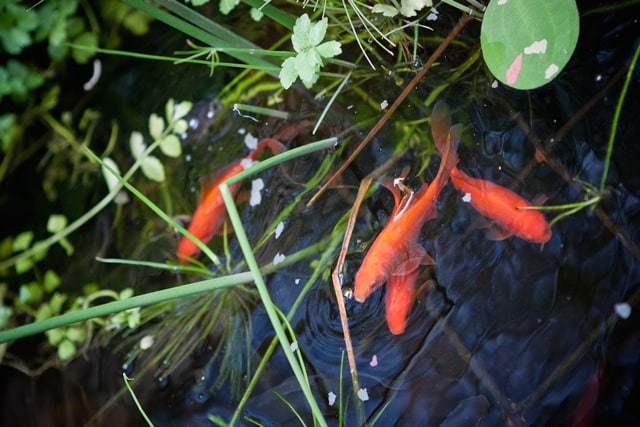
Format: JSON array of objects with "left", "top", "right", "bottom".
[
  {"left": 484, "top": 223, "right": 513, "bottom": 241},
  {"left": 394, "top": 244, "right": 430, "bottom": 274}
]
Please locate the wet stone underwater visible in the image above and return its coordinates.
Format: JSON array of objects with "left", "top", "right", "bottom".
[{"left": 2, "top": 5, "right": 640, "bottom": 427}]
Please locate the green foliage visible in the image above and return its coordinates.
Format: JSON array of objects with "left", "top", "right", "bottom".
[
  {"left": 481, "top": 0, "right": 580, "bottom": 89},
  {"left": 280, "top": 14, "right": 342, "bottom": 89},
  {"left": 105, "top": 98, "right": 191, "bottom": 184}
]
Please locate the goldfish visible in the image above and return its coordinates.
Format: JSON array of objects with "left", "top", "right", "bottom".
[
  {"left": 385, "top": 268, "right": 434, "bottom": 335},
  {"left": 431, "top": 102, "right": 552, "bottom": 243},
  {"left": 448, "top": 168, "right": 552, "bottom": 243},
  {"left": 177, "top": 138, "right": 285, "bottom": 263},
  {"left": 353, "top": 103, "right": 460, "bottom": 303}
]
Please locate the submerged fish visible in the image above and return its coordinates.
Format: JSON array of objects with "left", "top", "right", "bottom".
[
  {"left": 431, "top": 102, "right": 552, "bottom": 244},
  {"left": 177, "top": 138, "right": 285, "bottom": 263},
  {"left": 353, "top": 104, "right": 459, "bottom": 303},
  {"left": 449, "top": 168, "right": 552, "bottom": 243}
]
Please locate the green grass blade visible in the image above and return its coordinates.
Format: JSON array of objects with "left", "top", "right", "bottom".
[
  {"left": 599, "top": 41, "right": 640, "bottom": 192},
  {"left": 124, "top": 0, "right": 279, "bottom": 75},
  {"left": 0, "top": 272, "right": 255, "bottom": 343}
]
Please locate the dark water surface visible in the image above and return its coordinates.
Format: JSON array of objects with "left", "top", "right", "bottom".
[{"left": 2, "top": 2, "right": 639, "bottom": 427}]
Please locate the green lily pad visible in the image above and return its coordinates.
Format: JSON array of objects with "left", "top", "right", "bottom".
[{"left": 481, "top": 0, "right": 580, "bottom": 90}]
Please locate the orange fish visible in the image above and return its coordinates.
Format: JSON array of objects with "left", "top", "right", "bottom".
[
  {"left": 177, "top": 138, "right": 285, "bottom": 263},
  {"left": 353, "top": 105, "right": 460, "bottom": 302},
  {"left": 448, "top": 168, "right": 552, "bottom": 243},
  {"left": 430, "top": 102, "right": 552, "bottom": 244}
]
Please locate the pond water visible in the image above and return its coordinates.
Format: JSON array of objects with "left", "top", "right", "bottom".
[{"left": 1, "top": 2, "right": 639, "bottom": 427}]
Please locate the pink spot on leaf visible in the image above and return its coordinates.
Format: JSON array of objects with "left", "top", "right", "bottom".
[{"left": 506, "top": 53, "right": 523, "bottom": 85}]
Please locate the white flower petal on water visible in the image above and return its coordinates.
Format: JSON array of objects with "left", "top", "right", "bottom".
[
  {"left": 328, "top": 391, "right": 337, "bottom": 406},
  {"left": 615, "top": 302, "right": 631, "bottom": 319},
  {"left": 357, "top": 388, "right": 369, "bottom": 401},
  {"left": 369, "top": 354, "right": 378, "bottom": 367},
  {"left": 249, "top": 178, "right": 265, "bottom": 207},
  {"left": 462, "top": 193, "right": 472, "bottom": 203},
  {"left": 275, "top": 221, "right": 285, "bottom": 239},
  {"left": 273, "top": 252, "right": 286, "bottom": 265},
  {"left": 244, "top": 133, "right": 258, "bottom": 150}
]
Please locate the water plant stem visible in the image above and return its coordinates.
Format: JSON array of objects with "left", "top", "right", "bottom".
[{"left": 598, "top": 41, "right": 640, "bottom": 193}]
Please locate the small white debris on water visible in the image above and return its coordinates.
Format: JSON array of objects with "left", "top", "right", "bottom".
[
  {"left": 275, "top": 221, "right": 285, "bottom": 239},
  {"left": 290, "top": 341, "right": 299, "bottom": 352},
  {"left": 273, "top": 252, "right": 286, "bottom": 265},
  {"left": 115, "top": 191, "right": 130, "bottom": 205},
  {"left": 426, "top": 7, "right": 439, "bottom": 21},
  {"left": 369, "top": 354, "right": 378, "bottom": 367},
  {"left": 545, "top": 64, "right": 560, "bottom": 79},
  {"left": 139, "top": 335, "right": 155, "bottom": 350},
  {"left": 524, "top": 39, "right": 548, "bottom": 55},
  {"left": 295, "top": 278, "right": 301, "bottom": 285},
  {"left": 83, "top": 59, "right": 102, "bottom": 91},
  {"left": 462, "top": 192, "right": 472, "bottom": 203},
  {"left": 380, "top": 99, "right": 389, "bottom": 110},
  {"left": 237, "top": 128, "right": 246, "bottom": 135},
  {"left": 498, "top": 0, "right": 508, "bottom": 4},
  {"left": 249, "top": 178, "right": 264, "bottom": 207},
  {"left": 241, "top": 158, "right": 256, "bottom": 170},
  {"left": 244, "top": 133, "right": 258, "bottom": 150},
  {"left": 328, "top": 391, "right": 337, "bottom": 406},
  {"left": 357, "top": 388, "right": 370, "bottom": 401},
  {"left": 615, "top": 302, "right": 631, "bottom": 319},
  {"left": 491, "top": 80, "right": 499, "bottom": 89}
]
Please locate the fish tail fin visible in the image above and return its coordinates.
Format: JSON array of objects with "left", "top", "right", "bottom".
[
  {"left": 434, "top": 123, "right": 461, "bottom": 188},
  {"left": 430, "top": 101, "right": 453, "bottom": 153}
]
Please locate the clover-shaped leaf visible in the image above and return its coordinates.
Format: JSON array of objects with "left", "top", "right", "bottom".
[
  {"left": 149, "top": 113, "right": 165, "bottom": 140},
  {"left": 280, "top": 14, "right": 341, "bottom": 89},
  {"left": 159, "top": 134, "right": 181, "bottom": 158},
  {"left": 130, "top": 131, "right": 166, "bottom": 182}
]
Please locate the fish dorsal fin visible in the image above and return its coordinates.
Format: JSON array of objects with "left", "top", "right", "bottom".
[{"left": 378, "top": 166, "right": 412, "bottom": 218}]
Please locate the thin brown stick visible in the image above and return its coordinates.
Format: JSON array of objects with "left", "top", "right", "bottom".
[
  {"left": 330, "top": 150, "right": 407, "bottom": 418},
  {"left": 307, "top": 14, "right": 475, "bottom": 207}
]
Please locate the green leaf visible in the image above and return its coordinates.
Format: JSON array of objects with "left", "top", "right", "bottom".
[
  {"left": 49, "top": 293, "right": 68, "bottom": 314},
  {"left": 66, "top": 325, "right": 87, "bottom": 342},
  {"left": 43, "top": 270, "right": 62, "bottom": 293},
  {"left": 19, "top": 281, "right": 43, "bottom": 305},
  {"left": 101, "top": 157, "right": 122, "bottom": 193},
  {"left": 173, "top": 119, "right": 188, "bottom": 135},
  {"left": 159, "top": 134, "right": 181, "bottom": 157},
  {"left": 400, "top": 0, "right": 432, "bottom": 18},
  {"left": 141, "top": 155, "right": 166, "bottom": 182},
  {"left": 172, "top": 100, "right": 192, "bottom": 121},
  {"left": 129, "top": 131, "right": 146, "bottom": 160},
  {"left": 372, "top": 4, "right": 399, "bottom": 17},
  {"left": 220, "top": 0, "right": 240, "bottom": 15},
  {"left": 71, "top": 32, "right": 98, "bottom": 64},
  {"left": 280, "top": 14, "right": 341, "bottom": 90},
  {"left": 47, "top": 214, "right": 68, "bottom": 233},
  {"left": 279, "top": 57, "right": 298, "bottom": 90},
  {"left": 46, "top": 327, "right": 64, "bottom": 345},
  {"left": 13, "top": 231, "right": 34, "bottom": 252},
  {"left": 481, "top": 0, "right": 580, "bottom": 90},
  {"left": 57, "top": 339, "right": 77, "bottom": 360},
  {"left": 315, "top": 41, "right": 342, "bottom": 59},
  {"left": 149, "top": 113, "right": 165, "bottom": 140}
]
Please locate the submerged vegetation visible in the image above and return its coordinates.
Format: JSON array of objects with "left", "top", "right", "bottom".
[{"left": 1, "top": 0, "right": 639, "bottom": 424}]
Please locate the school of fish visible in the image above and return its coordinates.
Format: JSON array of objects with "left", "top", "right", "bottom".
[{"left": 354, "top": 102, "right": 552, "bottom": 335}]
